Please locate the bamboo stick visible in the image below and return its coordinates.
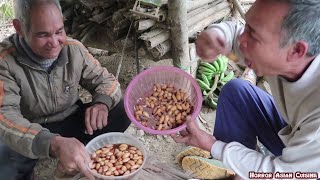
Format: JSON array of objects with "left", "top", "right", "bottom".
[
  {"left": 188, "top": 1, "right": 230, "bottom": 27},
  {"left": 139, "top": 29, "right": 164, "bottom": 41},
  {"left": 241, "top": 0, "right": 255, "bottom": 5},
  {"left": 187, "top": 0, "right": 217, "bottom": 12},
  {"left": 150, "top": 40, "right": 171, "bottom": 58},
  {"left": 187, "top": 0, "right": 223, "bottom": 19},
  {"left": 187, "top": 4, "right": 210, "bottom": 19},
  {"left": 146, "top": 31, "right": 170, "bottom": 49},
  {"left": 188, "top": 7, "right": 231, "bottom": 37},
  {"left": 232, "top": 0, "right": 246, "bottom": 19}
]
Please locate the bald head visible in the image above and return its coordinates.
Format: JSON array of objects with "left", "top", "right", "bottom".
[{"left": 13, "top": 0, "right": 63, "bottom": 33}]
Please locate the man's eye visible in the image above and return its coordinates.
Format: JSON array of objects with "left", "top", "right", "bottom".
[{"left": 37, "top": 34, "right": 48, "bottom": 37}]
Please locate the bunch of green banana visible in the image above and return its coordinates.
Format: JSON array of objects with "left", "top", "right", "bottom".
[{"left": 196, "top": 55, "right": 235, "bottom": 109}]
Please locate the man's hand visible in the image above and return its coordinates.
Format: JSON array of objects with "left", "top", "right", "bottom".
[
  {"left": 50, "top": 136, "right": 95, "bottom": 180},
  {"left": 85, "top": 103, "right": 109, "bottom": 135},
  {"left": 196, "top": 30, "right": 229, "bottom": 61},
  {"left": 171, "top": 116, "right": 216, "bottom": 152}
]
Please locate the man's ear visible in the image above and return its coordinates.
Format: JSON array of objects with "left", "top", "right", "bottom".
[
  {"left": 287, "top": 41, "right": 308, "bottom": 62},
  {"left": 12, "top": 19, "right": 25, "bottom": 37}
]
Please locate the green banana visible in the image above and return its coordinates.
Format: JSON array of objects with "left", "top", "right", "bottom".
[
  {"left": 221, "top": 60, "right": 227, "bottom": 73},
  {"left": 219, "top": 72, "right": 225, "bottom": 80},
  {"left": 200, "top": 62, "right": 217, "bottom": 72},
  {"left": 206, "top": 74, "right": 212, "bottom": 81},
  {"left": 198, "top": 65, "right": 214, "bottom": 71},
  {"left": 217, "top": 55, "right": 229, "bottom": 73},
  {"left": 198, "top": 70, "right": 214, "bottom": 77},
  {"left": 222, "top": 71, "right": 234, "bottom": 83},
  {"left": 197, "top": 79, "right": 211, "bottom": 91},
  {"left": 201, "top": 74, "right": 210, "bottom": 86},
  {"left": 212, "top": 61, "right": 220, "bottom": 72},
  {"left": 206, "top": 97, "right": 217, "bottom": 109},
  {"left": 198, "top": 66, "right": 215, "bottom": 73}
]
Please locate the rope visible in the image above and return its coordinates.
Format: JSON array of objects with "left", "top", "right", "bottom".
[{"left": 116, "top": 21, "right": 134, "bottom": 80}]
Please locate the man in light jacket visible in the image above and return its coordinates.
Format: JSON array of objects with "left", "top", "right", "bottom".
[
  {"left": 172, "top": 0, "right": 320, "bottom": 179},
  {"left": 0, "top": 0, "right": 130, "bottom": 179}
]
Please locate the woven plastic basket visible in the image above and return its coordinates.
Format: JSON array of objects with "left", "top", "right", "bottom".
[{"left": 124, "top": 66, "right": 202, "bottom": 135}]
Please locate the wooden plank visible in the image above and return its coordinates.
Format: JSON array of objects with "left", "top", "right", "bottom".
[{"left": 134, "top": 156, "right": 190, "bottom": 180}]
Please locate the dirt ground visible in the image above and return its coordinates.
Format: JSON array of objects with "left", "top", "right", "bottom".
[{"left": 0, "top": 20, "right": 218, "bottom": 179}]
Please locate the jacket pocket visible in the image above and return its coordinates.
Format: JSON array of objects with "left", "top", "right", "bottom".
[
  {"left": 64, "top": 83, "right": 76, "bottom": 93},
  {"left": 56, "top": 81, "right": 79, "bottom": 111}
]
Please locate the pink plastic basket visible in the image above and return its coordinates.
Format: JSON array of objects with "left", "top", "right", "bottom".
[{"left": 124, "top": 66, "right": 202, "bottom": 135}]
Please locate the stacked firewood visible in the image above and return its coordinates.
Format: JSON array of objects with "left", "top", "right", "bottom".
[
  {"left": 61, "top": 0, "right": 233, "bottom": 59},
  {"left": 60, "top": 0, "right": 135, "bottom": 43},
  {"left": 134, "top": 0, "right": 232, "bottom": 59}
]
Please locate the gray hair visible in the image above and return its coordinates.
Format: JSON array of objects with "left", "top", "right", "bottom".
[
  {"left": 13, "top": 0, "right": 62, "bottom": 33},
  {"left": 276, "top": 0, "right": 320, "bottom": 57}
]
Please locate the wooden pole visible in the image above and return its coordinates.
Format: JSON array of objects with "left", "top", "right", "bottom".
[{"left": 167, "top": 0, "right": 190, "bottom": 73}]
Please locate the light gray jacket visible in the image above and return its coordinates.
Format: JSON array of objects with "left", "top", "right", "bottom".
[{"left": 0, "top": 34, "right": 121, "bottom": 159}]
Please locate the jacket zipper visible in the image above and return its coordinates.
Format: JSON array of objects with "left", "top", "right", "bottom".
[{"left": 47, "top": 73, "right": 56, "bottom": 113}]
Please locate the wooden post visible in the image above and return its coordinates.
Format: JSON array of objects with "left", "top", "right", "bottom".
[{"left": 167, "top": 0, "right": 190, "bottom": 73}]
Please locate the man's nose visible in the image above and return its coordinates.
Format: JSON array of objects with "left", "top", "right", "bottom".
[{"left": 49, "top": 35, "right": 59, "bottom": 47}]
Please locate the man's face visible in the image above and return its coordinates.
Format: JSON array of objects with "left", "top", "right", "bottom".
[
  {"left": 24, "top": 4, "right": 66, "bottom": 59},
  {"left": 238, "top": 0, "right": 290, "bottom": 77}
]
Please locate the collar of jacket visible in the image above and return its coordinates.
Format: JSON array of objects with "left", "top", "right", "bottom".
[{"left": 11, "top": 34, "right": 69, "bottom": 71}]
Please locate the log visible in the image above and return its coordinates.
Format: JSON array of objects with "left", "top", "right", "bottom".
[
  {"left": 87, "top": 47, "right": 109, "bottom": 57},
  {"left": 89, "top": 10, "right": 113, "bottom": 24},
  {"left": 79, "top": 22, "right": 95, "bottom": 38},
  {"left": 79, "top": 0, "right": 115, "bottom": 10},
  {"left": 188, "top": 0, "right": 230, "bottom": 27},
  {"left": 150, "top": 40, "right": 171, "bottom": 58},
  {"left": 146, "top": 31, "right": 170, "bottom": 49},
  {"left": 80, "top": 25, "right": 96, "bottom": 43},
  {"left": 187, "top": 0, "right": 217, "bottom": 12},
  {"left": 139, "top": 29, "right": 164, "bottom": 41},
  {"left": 188, "top": 7, "right": 231, "bottom": 37},
  {"left": 168, "top": 0, "right": 190, "bottom": 72}
]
